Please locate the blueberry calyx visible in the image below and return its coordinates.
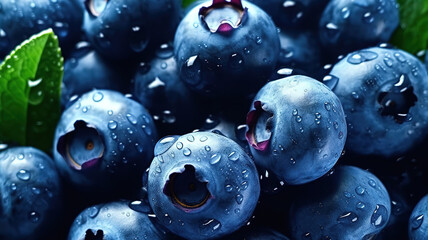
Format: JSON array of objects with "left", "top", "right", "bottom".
[
  {"left": 199, "top": 0, "right": 248, "bottom": 34},
  {"left": 57, "top": 120, "right": 105, "bottom": 171},
  {"left": 246, "top": 101, "right": 273, "bottom": 151},
  {"left": 377, "top": 74, "right": 417, "bottom": 124},
  {"left": 85, "top": 0, "right": 108, "bottom": 17},
  {"left": 84, "top": 229, "right": 104, "bottom": 240},
  {"left": 163, "top": 165, "right": 211, "bottom": 213}
]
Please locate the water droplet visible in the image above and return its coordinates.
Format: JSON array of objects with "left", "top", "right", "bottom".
[
  {"left": 82, "top": 106, "right": 88, "bottom": 113},
  {"left": 10, "top": 183, "right": 17, "bottom": 191},
  {"left": 200, "top": 136, "right": 208, "bottom": 142},
  {"left": 31, "top": 187, "right": 40, "bottom": 195},
  {"left": 88, "top": 206, "right": 100, "bottom": 218},
  {"left": 357, "top": 202, "right": 366, "bottom": 209},
  {"left": 229, "top": 53, "right": 244, "bottom": 69},
  {"left": 126, "top": 114, "right": 137, "bottom": 125},
  {"left": 411, "top": 214, "right": 424, "bottom": 229},
  {"left": 201, "top": 219, "right": 222, "bottom": 232},
  {"left": 205, "top": 146, "right": 211, "bottom": 152},
  {"left": 108, "top": 120, "right": 118, "bottom": 130},
  {"left": 154, "top": 136, "right": 178, "bottom": 155},
  {"left": 344, "top": 191, "right": 352, "bottom": 198},
  {"left": 323, "top": 75, "right": 339, "bottom": 90},
  {"left": 228, "top": 152, "right": 239, "bottom": 161},
  {"left": 17, "top": 153, "right": 24, "bottom": 160},
  {"left": 28, "top": 211, "right": 40, "bottom": 223},
  {"left": 296, "top": 115, "right": 302, "bottom": 123},
  {"left": 176, "top": 141, "right": 183, "bottom": 150},
  {"left": 355, "top": 186, "right": 365, "bottom": 195},
  {"left": 384, "top": 57, "right": 393, "bottom": 67},
  {"left": 292, "top": 109, "right": 298, "bottom": 116},
  {"left": 183, "top": 148, "right": 191, "bottom": 156},
  {"left": 255, "top": 36, "right": 262, "bottom": 44},
  {"left": 187, "top": 135, "right": 195, "bottom": 142},
  {"left": 92, "top": 92, "right": 104, "bottom": 102},
  {"left": 337, "top": 212, "right": 358, "bottom": 224},
  {"left": 341, "top": 7, "right": 350, "bottom": 18},
  {"left": 225, "top": 184, "right": 233, "bottom": 192},
  {"left": 16, "top": 169, "right": 30, "bottom": 181},
  {"left": 368, "top": 179, "right": 376, "bottom": 187},
  {"left": 210, "top": 154, "right": 221, "bottom": 164},
  {"left": 119, "top": 142, "right": 125, "bottom": 151},
  {"left": 371, "top": 204, "right": 388, "bottom": 227},
  {"left": 134, "top": 143, "right": 143, "bottom": 152},
  {"left": 363, "top": 12, "right": 374, "bottom": 23},
  {"left": 235, "top": 194, "right": 243, "bottom": 204}
]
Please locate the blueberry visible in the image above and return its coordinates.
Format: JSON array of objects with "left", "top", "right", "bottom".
[
  {"left": 133, "top": 43, "right": 206, "bottom": 136},
  {"left": 248, "top": 0, "right": 330, "bottom": 29},
  {"left": 329, "top": 46, "right": 428, "bottom": 156},
  {"left": 82, "top": 0, "right": 181, "bottom": 61},
  {"left": 53, "top": 90, "right": 157, "bottom": 195},
  {"left": 319, "top": 0, "right": 399, "bottom": 56},
  {"left": 0, "top": 0, "right": 83, "bottom": 59},
  {"left": 276, "top": 29, "right": 324, "bottom": 79},
  {"left": 68, "top": 200, "right": 173, "bottom": 240},
  {"left": 246, "top": 75, "right": 347, "bottom": 185},
  {"left": 148, "top": 132, "right": 260, "bottom": 240},
  {"left": 408, "top": 194, "right": 428, "bottom": 240},
  {"left": 289, "top": 165, "right": 391, "bottom": 240},
  {"left": 0, "top": 147, "right": 62, "bottom": 240},
  {"left": 62, "top": 41, "right": 134, "bottom": 107},
  {"left": 174, "top": 0, "right": 280, "bottom": 97}
]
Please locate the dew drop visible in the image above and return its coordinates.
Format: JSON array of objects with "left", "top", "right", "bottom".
[
  {"left": 28, "top": 211, "right": 40, "bottom": 223},
  {"left": 92, "top": 92, "right": 104, "bottom": 102},
  {"left": 108, "top": 120, "right": 118, "bottom": 130},
  {"left": 371, "top": 204, "right": 388, "bottom": 227},
  {"left": 210, "top": 154, "right": 221, "bottom": 164},
  {"left": 228, "top": 152, "right": 239, "bottom": 161},
  {"left": 16, "top": 169, "right": 31, "bottom": 181},
  {"left": 126, "top": 114, "right": 138, "bottom": 125},
  {"left": 355, "top": 186, "right": 365, "bottom": 195},
  {"left": 411, "top": 214, "right": 424, "bottom": 230},
  {"left": 88, "top": 206, "right": 100, "bottom": 218},
  {"left": 337, "top": 212, "right": 358, "bottom": 224},
  {"left": 183, "top": 148, "right": 192, "bottom": 156},
  {"left": 235, "top": 194, "right": 243, "bottom": 204}
]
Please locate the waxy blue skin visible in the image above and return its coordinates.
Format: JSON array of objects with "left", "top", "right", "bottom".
[
  {"left": 248, "top": 0, "right": 330, "bottom": 29},
  {"left": 134, "top": 44, "right": 206, "bottom": 136},
  {"left": 53, "top": 90, "right": 158, "bottom": 195},
  {"left": 148, "top": 132, "right": 260, "bottom": 240},
  {"left": 82, "top": 0, "right": 180, "bottom": 61},
  {"left": 0, "top": 0, "right": 82, "bottom": 59},
  {"left": 289, "top": 165, "right": 391, "bottom": 240},
  {"left": 329, "top": 47, "right": 428, "bottom": 157},
  {"left": 0, "top": 147, "right": 62, "bottom": 240},
  {"left": 246, "top": 75, "right": 347, "bottom": 185},
  {"left": 174, "top": 0, "right": 280, "bottom": 97},
  {"left": 62, "top": 42, "right": 133, "bottom": 107},
  {"left": 277, "top": 29, "right": 324, "bottom": 79},
  {"left": 319, "top": 0, "right": 399, "bottom": 56},
  {"left": 408, "top": 194, "right": 428, "bottom": 240},
  {"left": 68, "top": 200, "right": 173, "bottom": 240}
]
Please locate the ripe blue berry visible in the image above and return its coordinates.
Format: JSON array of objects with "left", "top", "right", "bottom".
[{"left": 148, "top": 132, "right": 260, "bottom": 239}]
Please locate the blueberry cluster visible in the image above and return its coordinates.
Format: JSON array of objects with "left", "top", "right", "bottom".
[{"left": 0, "top": 0, "right": 427, "bottom": 239}]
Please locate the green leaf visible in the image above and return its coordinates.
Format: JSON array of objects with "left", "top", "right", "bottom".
[
  {"left": 390, "top": 0, "right": 428, "bottom": 56},
  {"left": 182, "top": 0, "right": 198, "bottom": 8},
  {"left": 0, "top": 29, "right": 63, "bottom": 152}
]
